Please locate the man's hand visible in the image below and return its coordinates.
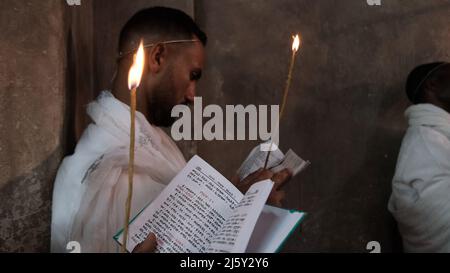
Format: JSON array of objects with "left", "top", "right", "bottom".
[
  {"left": 132, "top": 233, "right": 157, "bottom": 253},
  {"left": 231, "top": 168, "right": 292, "bottom": 207}
]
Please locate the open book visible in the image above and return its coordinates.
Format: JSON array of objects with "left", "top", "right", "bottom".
[{"left": 115, "top": 146, "right": 309, "bottom": 253}]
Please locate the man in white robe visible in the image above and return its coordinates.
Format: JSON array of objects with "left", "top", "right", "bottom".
[
  {"left": 51, "top": 7, "right": 290, "bottom": 253},
  {"left": 52, "top": 91, "right": 186, "bottom": 252},
  {"left": 389, "top": 62, "right": 450, "bottom": 252}
]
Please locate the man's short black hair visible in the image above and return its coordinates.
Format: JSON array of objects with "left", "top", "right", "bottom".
[
  {"left": 406, "top": 62, "right": 449, "bottom": 104},
  {"left": 119, "top": 7, "right": 207, "bottom": 53}
]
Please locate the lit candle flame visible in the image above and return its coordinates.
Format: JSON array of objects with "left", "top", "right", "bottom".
[
  {"left": 292, "top": 34, "right": 300, "bottom": 53},
  {"left": 128, "top": 40, "right": 145, "bottom": 90}
]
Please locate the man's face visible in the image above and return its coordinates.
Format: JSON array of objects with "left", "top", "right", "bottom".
[
  {"left": 147, "top": 42, "right": 205, "bottom": 127},
  {"left": 435, "top": 66, "right": 450, "bottom": 110}
]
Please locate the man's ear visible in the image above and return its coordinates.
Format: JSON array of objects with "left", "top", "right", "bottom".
[{"left": 147, "top": 44, "right": 166, "bottom": 74}]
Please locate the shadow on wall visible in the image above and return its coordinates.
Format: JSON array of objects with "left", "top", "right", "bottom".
[
  {"left": 331, "top": 83, "right": 408, "bottom": 253},
  {"left": 280, "top": 80, "right": 408, "bottom": 253},
  {"left": 64, "top": 30, "right": 78, "bottom": 156}
]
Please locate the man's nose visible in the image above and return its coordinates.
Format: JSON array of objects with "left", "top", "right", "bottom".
[{"left": 185, "top": 84, "right": 196, "bottom": 104}]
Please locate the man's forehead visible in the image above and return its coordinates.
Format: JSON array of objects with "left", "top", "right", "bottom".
[{"left": 178, "top": 42, "right": 205, "bottom": 65}]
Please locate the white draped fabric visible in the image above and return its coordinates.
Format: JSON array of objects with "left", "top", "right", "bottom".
[
  {"left": 389, "top": 103, "right": 450, "bottom": 252},
  {"left": 51, "top": 91, "right": 186, "bottom": 252}
]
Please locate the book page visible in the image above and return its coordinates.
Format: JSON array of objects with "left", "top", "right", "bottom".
[
  {"left": 270, "top": 149, "right": 310, "bottom": 176},
  {"left": 206, "top": 180, "right": 274, "bottom": 253},
  {"left": 246, "top": 205, "right": 305, "bottom": 253},
  {"left": 237, "top": 143, "right": 285, "bottom": 180},
  {"left": 115, "top": 155, "right": 244, "bottom": 253}
]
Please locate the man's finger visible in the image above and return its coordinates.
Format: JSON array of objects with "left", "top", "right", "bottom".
[
  {"left": 230, "top": 174, "right": 240, "bottom": 185},
  {"left": 132, "top": 233, "right": 157, "bottom": 253},
  {"left": 267, "top": 190, "right": 286, "bottom": 207},
  {"left": 271, "top": 168, "right": 292, "bottom": 190},
  {"left": 240, "top": 169, "right": 273, "bottom": 189}
]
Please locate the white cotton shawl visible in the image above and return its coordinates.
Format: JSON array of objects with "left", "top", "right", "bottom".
[
  {"left": 389, "top": 103, "right": 450, "bottom": 252},
  {"left": 51, "top": 91, "right": 186, "bottom": 253}
]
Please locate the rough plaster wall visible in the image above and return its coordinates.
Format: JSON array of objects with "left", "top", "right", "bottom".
[
  {"left": 195, "top": 0, "right": 450, "bottom": 252},
  {"left": 0, "top": 0, "right": 66, "bottom": 252}
]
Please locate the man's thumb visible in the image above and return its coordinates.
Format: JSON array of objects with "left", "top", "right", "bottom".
[{"left": 132, "top": 233, "right": 157, "bottom": 253}]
